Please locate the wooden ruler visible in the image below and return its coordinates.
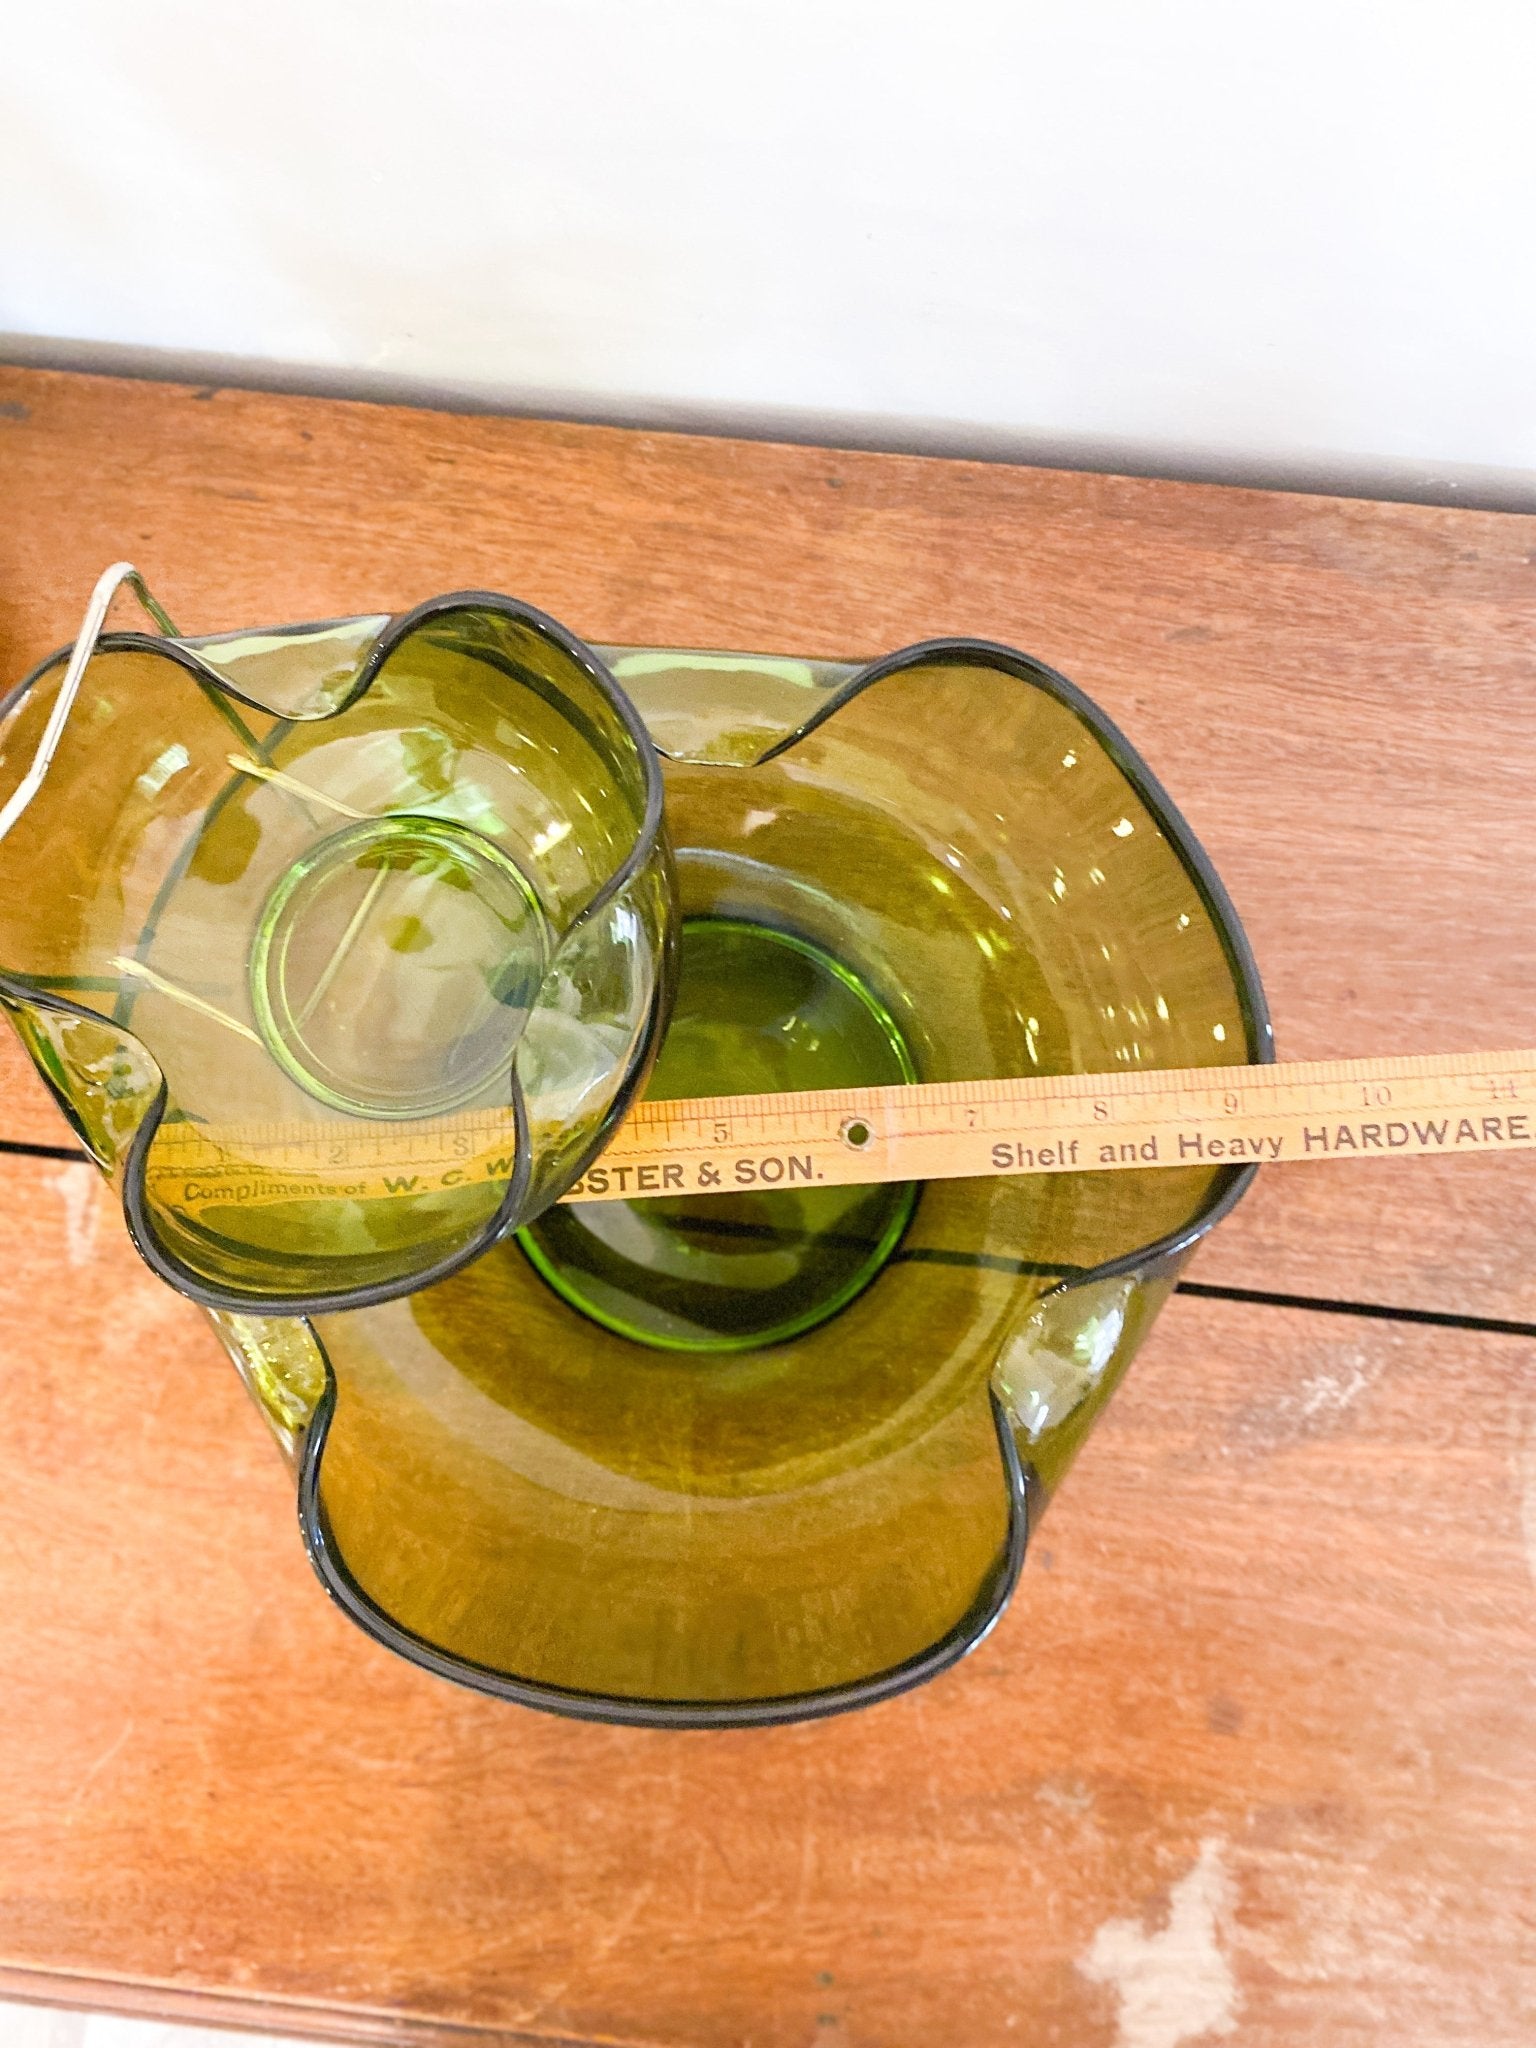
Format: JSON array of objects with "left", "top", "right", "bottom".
[{"left": 142, "top": 1048, "right": 1536, "bottom": 1216}]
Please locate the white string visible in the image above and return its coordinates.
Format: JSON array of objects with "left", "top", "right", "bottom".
[
  {"left": 0, "top": 561, "right": 174, "bottom": 843},
  {"left": 225, "top": 751, "right": 370, "bottom": 820},
  {"left": 107, "top": 953, "right": 265, "bottom": 1048}
]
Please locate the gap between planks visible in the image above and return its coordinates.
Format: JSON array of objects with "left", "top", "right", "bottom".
[{"left": 5, "top": 1136, "right": 1532, "bottom": 1343}]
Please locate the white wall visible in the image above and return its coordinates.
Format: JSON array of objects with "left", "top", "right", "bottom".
[{"left": 5, "top": 0, "right": 1534, "bottom": 504}]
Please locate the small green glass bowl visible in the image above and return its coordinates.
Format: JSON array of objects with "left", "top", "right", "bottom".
[
  {"left": 0, "top": 576, "right": 675, "bottom": 1313},
  {"left": 208, "top": 629, "right": 1271, "bottom": 1727}
]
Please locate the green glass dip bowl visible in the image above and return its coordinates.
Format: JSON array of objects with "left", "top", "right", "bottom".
[{"left": 0, "top": 569, "right": 675, "bottom": 1314}]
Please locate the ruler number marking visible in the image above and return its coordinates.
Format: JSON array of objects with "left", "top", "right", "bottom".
[{"left": 140, "top": 1047, "right": 1536, "bottom": 1215}]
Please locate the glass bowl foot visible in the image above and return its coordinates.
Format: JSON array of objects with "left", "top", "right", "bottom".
[{"left": 518, "top": 916, "right": 918, "bottom": 1351}]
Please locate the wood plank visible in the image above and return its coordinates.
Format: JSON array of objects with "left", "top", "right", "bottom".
[
  {"left": 0, "top": 1154, "right": 1531, "bottom": 2046},
  {"left": 2, "top": 366, "right": 1533, "bottom": 1319},
  {"left": 0, "top": 1038, "right": 71, "bottom": 1152}
]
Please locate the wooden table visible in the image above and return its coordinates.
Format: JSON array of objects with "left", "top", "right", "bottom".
[{"left": 0, "top": 366, "right": 1532, "bottom": 2047}]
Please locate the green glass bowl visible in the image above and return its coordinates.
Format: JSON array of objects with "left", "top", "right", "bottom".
[
  {"left": 209, "top": 632, "right": 1271, "bottom": 1726},
  {"left": 0, "top": 578, "right": 674, "bottom": 1313}
]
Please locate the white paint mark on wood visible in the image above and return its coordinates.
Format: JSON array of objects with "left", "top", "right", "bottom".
[
  {"left": 49, "top": 1162, "right": 101, "bottom": 1269},
  {"left": 1081, "top": 1838, "right": 1238, "bottom": 2048},
  {"left": 1293, "top": 1360, "right": 1372, "bottom": 1420},
  {"left": 1037, "top": 1775, "right": 1095, "bottom": 1814},
  {"left": 63, "top": 1718, "right": 134, "bottom": 1820}
]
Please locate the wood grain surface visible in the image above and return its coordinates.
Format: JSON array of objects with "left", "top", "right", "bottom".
[
  {"left": 1, "top": 367, "right": 1533, "bottom": 2046},
  {"left": 0, "top": 1154, "right": 1531, "bottom": 2045}
]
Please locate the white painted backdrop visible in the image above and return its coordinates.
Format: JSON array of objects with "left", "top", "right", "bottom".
[{"left": 4, "top": 0, "right": 1534, "bottom": 505}]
